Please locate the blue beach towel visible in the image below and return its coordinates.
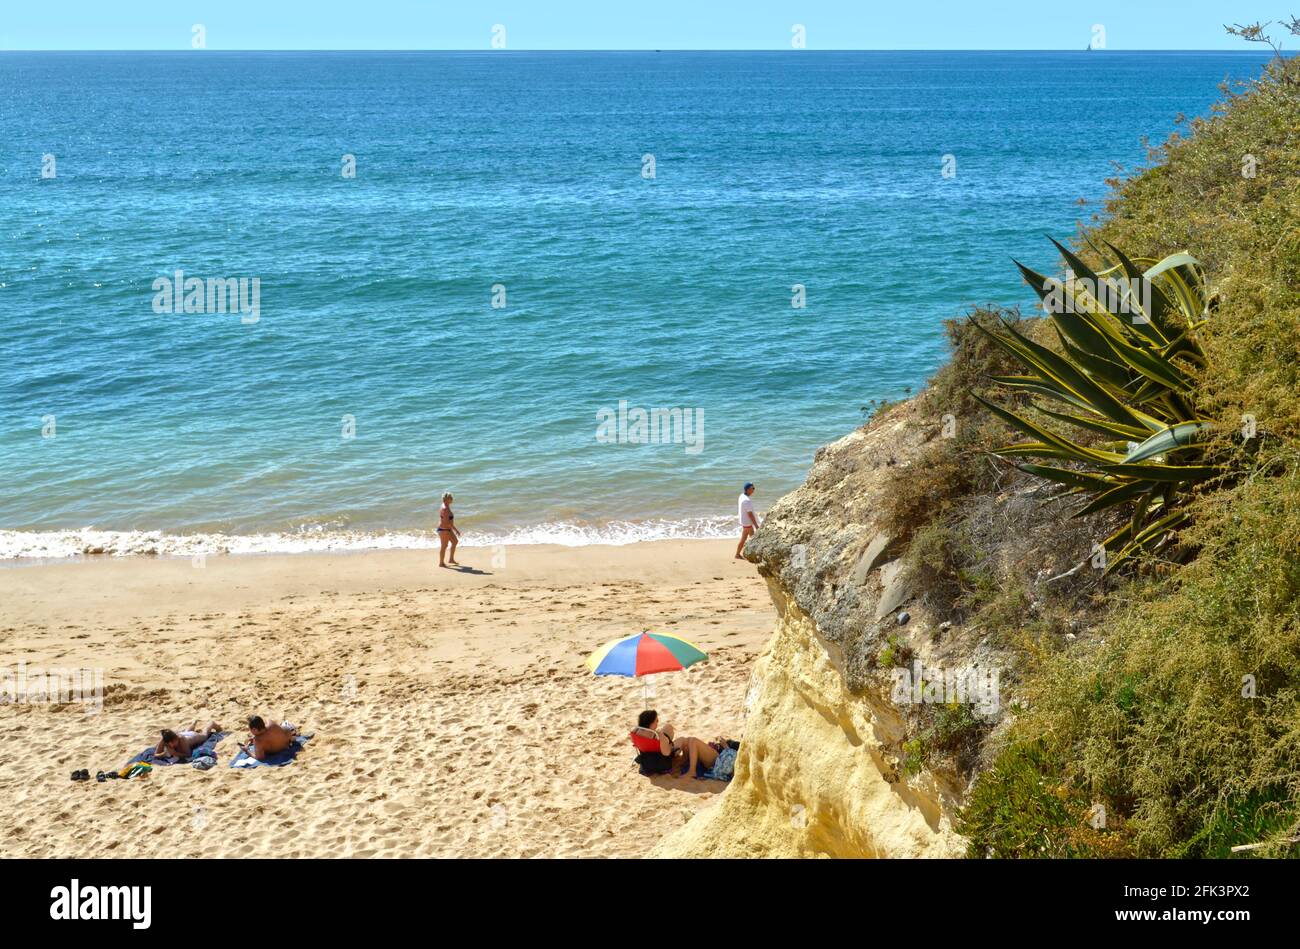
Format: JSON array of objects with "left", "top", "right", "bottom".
[
  {"left": 229, "top": 734, "right": 312, "bottom": 769},
  {"left": 126, "top": 731, "right": 226, "bottom": 767}
]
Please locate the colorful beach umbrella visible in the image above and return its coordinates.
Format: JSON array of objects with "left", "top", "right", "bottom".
[{"left": 586, "top": 630, "right": 707, "bottom": 678}]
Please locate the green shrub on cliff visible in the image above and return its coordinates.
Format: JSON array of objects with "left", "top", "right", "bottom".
[
  {"left": 958, "top": 741, "right": 1133, "bottom": 857},
  {"left": 961, "top": 42, "right": 1300, "bottom": 858}
]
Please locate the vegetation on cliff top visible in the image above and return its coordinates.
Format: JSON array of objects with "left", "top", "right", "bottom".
[{"left": 893, "top": 32, "right": 1300, "bottom": 856}]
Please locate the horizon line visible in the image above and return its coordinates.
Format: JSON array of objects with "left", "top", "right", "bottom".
[{"left": 0, "top": 47, "right": 1277, "bottom": 54}]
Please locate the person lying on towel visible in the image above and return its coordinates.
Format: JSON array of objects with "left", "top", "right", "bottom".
[
  {"left": 239, "top": 715, "right": 298, "bottom": 761},
  {"left": 629, "top": 709, "right": 719, "bottom": 779},
  {"left": 154, "top": 720, "right": 222, "bottom": 761}
]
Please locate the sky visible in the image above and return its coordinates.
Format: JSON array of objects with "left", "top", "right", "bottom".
[{"left": 0, "top": 1, "right": 1294, "bottom": 50}]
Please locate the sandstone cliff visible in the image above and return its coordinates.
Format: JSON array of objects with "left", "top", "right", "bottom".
[{"left": 654, "top": 399, "right": 1012, "bottom": 858}]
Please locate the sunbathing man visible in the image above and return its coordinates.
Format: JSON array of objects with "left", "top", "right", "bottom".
[
  {"left": 154, "top": 720, "right": 222, "bottom": 761},
  {"left": 240, "top": 715, "right": 298, "bottom": 761},
  {"left": 629, "top": 710, "right": 719, "bottom": 779}
]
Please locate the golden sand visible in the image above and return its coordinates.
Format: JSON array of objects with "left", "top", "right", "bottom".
[{"left": 0, "top": 540, "right": 770, "bottom": 858}]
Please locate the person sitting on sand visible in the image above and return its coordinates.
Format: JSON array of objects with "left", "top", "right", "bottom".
[
  {"left": 437, "top": 492, "right": 462, "bottom": 568},
  {"left": 154, "top": 720, "right": 222, "bottom": 761},
  {"left": 240, "top": 715, "right": 298, "bottom": 762},
  {"left": 629, "top": 709, "right": 719, "bottom": 779}
]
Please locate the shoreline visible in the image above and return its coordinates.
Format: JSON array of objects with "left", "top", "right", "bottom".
[
  {"left": 0, "top": 516, "right": 747, "bottom": 561},
  {"left": 0, "top": 535, "right": 736, "bottom": 570},
  {"left": 0, "top": 538, "right": 774, "bottom": 857}
]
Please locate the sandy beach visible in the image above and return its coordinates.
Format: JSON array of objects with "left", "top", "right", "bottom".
[{"left": 0, "top": 540, "right": 772, "bottom": 858}]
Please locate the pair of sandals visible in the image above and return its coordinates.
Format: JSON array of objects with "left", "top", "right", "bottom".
[{"left": 71, "top": 768, "right": 122, "bottom": 782}]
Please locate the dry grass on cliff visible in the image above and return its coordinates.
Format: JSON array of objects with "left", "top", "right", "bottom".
[{"left": 876, "top": 309, "right": 1026, "bottom": 546}]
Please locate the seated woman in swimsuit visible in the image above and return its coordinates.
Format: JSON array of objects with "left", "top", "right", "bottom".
[
  {"left": 154, "top": 720, "right": 222, "bottom": 760},
  {"left": 437, "top": 492, "right": 461, "bottom": 568},
  {"left": 629, "top": 710, "right": 719, "bottom": 779}
]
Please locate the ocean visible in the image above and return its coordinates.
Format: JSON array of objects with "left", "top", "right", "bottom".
[{"left": 0, "top": 50, "right": 1271, "bottom": 556}]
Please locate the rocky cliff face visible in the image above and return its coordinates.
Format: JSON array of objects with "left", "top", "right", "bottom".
[{"left": 653, "top": 399, "right": 1011, "bottom": 858}]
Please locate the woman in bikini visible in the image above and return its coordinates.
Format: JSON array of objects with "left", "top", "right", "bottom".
[
  {"left": 154, "top": 720, "right": 222, "bottom": 761},
  {"left": 437, "top": 492, "right": 461, "bottom": 568},
  {"left": 629, "top": 710, "right": 720, "bottom": 779}
]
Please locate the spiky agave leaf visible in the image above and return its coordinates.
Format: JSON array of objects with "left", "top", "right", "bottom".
[
  {"left": 1014, "top": 463, "right": 1117, "bottom": 491},
  {"left": 1123, "top": 420, "right": 1212, "bottom": 463},
  {"left": 1072, "top": 480, "right": 1151, "bottom": 518},
  {"left": 973, "top": 394, "right": 1127, "bottom": 465},
  {"left": 1103, "top": 508, "right": 1192, "bottom": 576},
  {"left": 1096, "top": 461, "right": 1219, "bottom": 482}
]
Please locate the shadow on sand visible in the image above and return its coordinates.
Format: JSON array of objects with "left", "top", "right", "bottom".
[{"left": 647, "top": 774, "right": 722, "bottom": 795}]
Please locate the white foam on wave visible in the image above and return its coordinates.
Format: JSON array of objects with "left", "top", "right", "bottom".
[
  {"left": 0, "top": 516, "right": 738, "bottom": 560},
  {"left": 472, "top": 516, "right": 736, "bottom": 548}
]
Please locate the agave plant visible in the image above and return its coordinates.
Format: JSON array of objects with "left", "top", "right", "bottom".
[{"left": 973, "top": 238, "right": 1218, "bottom": 574}]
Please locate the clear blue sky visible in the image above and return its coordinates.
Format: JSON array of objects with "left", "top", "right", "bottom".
[{"left": 1, "top": 1, "right": 1294, "bottom": 50}]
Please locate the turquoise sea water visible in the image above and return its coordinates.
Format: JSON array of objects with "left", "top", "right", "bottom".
[{"left": 0, "top": 51, "right": 1272, "bottom": 555}]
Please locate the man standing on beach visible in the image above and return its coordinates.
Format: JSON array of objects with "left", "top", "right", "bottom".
[{"left": 736, "top": 482, "right": 759, "bottom": 559}]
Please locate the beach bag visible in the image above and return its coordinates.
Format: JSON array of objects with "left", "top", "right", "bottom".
[{"left": 710, "top": 747, "right": 738, "bottom": 781}]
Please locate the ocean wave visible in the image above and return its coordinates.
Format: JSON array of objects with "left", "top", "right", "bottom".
[{"left": 0, "top": 517, "right": 739, "bottom": 560}]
